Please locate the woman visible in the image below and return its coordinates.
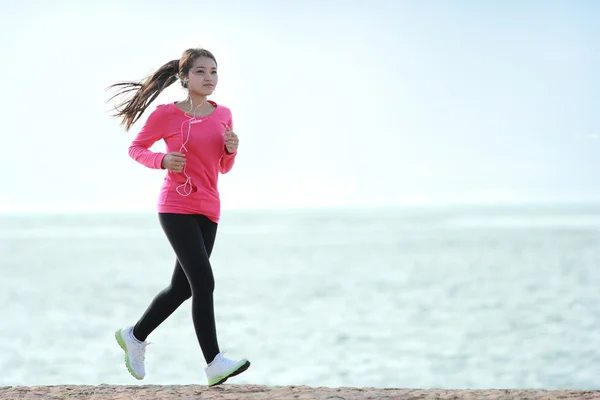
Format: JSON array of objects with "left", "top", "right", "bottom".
[{"left": 107, "top": 47, "right": 250, "bottom": 387}]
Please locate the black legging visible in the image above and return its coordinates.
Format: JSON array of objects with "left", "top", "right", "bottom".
[{"left": 132, "top": 213, "right": 220, "bottom": 364}]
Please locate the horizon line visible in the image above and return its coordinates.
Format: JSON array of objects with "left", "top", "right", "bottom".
[{"left": 2, "top": 199, "right": 600, "bottom": 215}]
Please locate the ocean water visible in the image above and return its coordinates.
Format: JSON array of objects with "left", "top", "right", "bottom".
[{"left": 1, "top": 204, "right": 599, "bottom": 389}]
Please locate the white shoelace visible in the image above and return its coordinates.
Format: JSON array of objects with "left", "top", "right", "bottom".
[
  {"left": 216, "top": 351, "right": 243, "bottom": 369},
  {"left": 130, "top": 340, "right": 150, "bottom": 365}
]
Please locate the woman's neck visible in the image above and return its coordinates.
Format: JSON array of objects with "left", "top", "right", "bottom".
[
  {"left": 187, "top": 93, "right": 208, "bottom": 107},
  {"left": 183, "top": 94, "right": 213, "bottom": 115}
]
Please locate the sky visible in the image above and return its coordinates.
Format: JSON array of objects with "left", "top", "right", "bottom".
[{"left": 0, "top": 0, "right": 599, "bottom": 212}]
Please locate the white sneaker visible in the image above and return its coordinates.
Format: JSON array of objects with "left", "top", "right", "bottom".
[
  {"left": 115, "top": 326, "right": 148, "bottom": 380},
  {"left": 205, "top": 352, "right": 251, "bottom": 386}
]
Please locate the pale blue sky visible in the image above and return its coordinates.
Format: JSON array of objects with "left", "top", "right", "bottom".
[{"left": 1, "top": 0, "right": 598, "bottom": 212}]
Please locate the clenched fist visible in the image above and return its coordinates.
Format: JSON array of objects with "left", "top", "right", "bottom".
[
  {"left": 224, "top": 124, "right": 239, "bottom": 154},
  {"left": 161, "top": 152, "right": 186, "bottom": 173}
]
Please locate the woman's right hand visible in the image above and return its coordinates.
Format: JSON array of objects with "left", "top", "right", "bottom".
[{"left": 161, "top": 152, "right": 186, "bottom": 173}]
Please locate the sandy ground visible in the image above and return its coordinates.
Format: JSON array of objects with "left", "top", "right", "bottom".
[{"left": 0, "top": 385, "right": 598, "bottom": 400}]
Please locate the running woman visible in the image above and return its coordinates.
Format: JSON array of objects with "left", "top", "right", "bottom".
[{"left": 107, "top": 47, "right": 250, "bottom": 387}]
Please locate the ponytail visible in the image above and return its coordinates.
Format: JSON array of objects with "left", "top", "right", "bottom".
[
  {"left": 107, "top": 59, "right": 180, "bottom": 131},
  {"left": 107, "top": 48, "right": 218, "bottom": 131}
]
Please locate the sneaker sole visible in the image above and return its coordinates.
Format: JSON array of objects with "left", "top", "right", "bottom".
[
  {"left": 208, "top": 360, "right": 251, "bottom": 387},
  {"left": 115, "top": 329, "right": 144, "bottom": 380}
]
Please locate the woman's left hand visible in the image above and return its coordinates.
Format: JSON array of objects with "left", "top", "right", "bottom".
[{"left": 224, "top": 125, "right": 239, "bottom": 154}]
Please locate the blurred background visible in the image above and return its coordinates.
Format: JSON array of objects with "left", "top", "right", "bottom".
[{"left": 1, "top": 0, "right": 599, "bottom": 390}]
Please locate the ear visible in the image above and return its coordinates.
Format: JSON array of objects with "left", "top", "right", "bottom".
[{"left": 180, "top": 75, "right": 189, "bottom": 88}]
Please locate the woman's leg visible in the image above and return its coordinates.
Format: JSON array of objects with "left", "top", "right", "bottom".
[
  {"left": 189, "top": 214, "right": 251, "bottom": 385},
  {"left": 196, "top": 214, "right": 218, "bottom": 257},
  {"left": 132, "top": 259, "right": 191, "bottom": 341},
  {"left": 132, "top": 215, "right": 219, "bottom": 342},
  {"left": 155, "top": 212, "right": 220, "bottom": 364}
]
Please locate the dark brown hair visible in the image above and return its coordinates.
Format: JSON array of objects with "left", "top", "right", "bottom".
[{"left": 106, "top": 48, "right": 217, "bottom": 131}]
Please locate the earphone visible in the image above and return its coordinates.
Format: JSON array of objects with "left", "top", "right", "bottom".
[{"left": 175, "top": 93, "right": 205, "bottom": 197}]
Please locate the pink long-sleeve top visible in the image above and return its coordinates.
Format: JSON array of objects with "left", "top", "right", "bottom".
[{"left": 128, "top": 101, "right": 237, "bottom": 223}]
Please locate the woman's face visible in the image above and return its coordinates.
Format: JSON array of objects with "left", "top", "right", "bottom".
[{"left": 185, "top": 56, "right": 218, "bottom": 96}]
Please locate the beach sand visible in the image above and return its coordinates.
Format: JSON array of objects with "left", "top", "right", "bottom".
[{"left": 1, "top": 385, "right": 598, "bottom": 399}]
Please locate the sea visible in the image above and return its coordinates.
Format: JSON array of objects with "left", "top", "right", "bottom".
[{"left": 1, "top": 203, "right": 599, "bottom": 390}]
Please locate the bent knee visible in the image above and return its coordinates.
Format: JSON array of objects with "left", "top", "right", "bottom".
[
  {"left": 167, "top": 284, "right": 192, "bottom": 302},
  {"left": 190, "top": 276, "right": 215, "bottom": 295},
  {"left": 207, "top": 277, "right": 215, "bottom": 293}
]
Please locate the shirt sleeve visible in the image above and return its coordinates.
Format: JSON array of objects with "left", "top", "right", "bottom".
[
  {"left": 128, "top": 105, "right": 169, "bottom": 169},
  {"left": 219, "top": 113, "right": 237, "bottom": 174}
]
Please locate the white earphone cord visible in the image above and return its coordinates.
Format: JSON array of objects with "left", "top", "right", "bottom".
[{"left": 176, "top": 96, "right": 205, "bottom": 196}]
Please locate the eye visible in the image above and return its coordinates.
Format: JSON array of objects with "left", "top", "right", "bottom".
[{"left": 211, "top": 71, "right": 218, "bottom": 74}]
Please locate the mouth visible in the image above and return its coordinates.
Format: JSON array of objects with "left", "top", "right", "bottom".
[{"left": 203, "top": 84, "right": 215, "bottom": 88}]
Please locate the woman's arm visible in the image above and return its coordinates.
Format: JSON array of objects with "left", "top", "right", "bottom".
[{"left": 128, "top": 105, "right": 169, "bottom": 169}]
